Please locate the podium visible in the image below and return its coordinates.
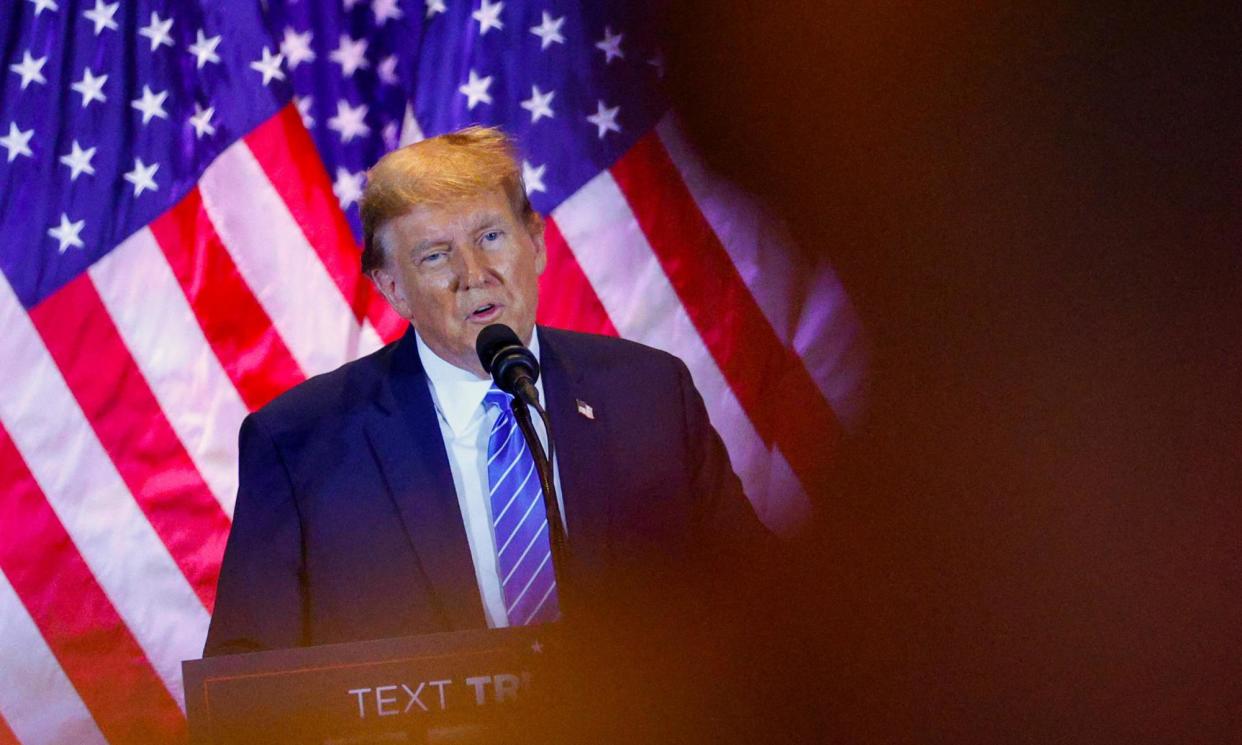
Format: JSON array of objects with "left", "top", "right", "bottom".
[{"left": 182, "top": 626, "right": 553, "bottom": 744}]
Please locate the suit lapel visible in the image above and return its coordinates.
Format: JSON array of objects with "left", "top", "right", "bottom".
[
  {"left": 363, "top": 328, "right": 485, "bottom": 631},
  {"left": 538, "top": 328, "right": 614, "bottom": 581}
]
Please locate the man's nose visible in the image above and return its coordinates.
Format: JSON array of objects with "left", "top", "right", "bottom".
[{"left": 453, "top": 244, "right": 490, "bottom": 289}]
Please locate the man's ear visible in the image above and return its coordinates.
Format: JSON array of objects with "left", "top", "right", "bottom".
[
  {"left": 527, "top": 212, "right": 548, "bottom": 276},
  {"left": 369, "top": 265, "right": 411, "bottom": 320}
]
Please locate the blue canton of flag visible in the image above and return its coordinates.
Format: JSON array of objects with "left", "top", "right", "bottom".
[
  {"left": 263, "top": 0, "right": 669, "bottom": 237},
  {"left": 0, "top": 0, "right": 291, "bottom": 309}
]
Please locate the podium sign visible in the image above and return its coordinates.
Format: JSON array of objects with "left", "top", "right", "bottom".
[{"left": 183, "top": 626, "right": 552, "bottom": 744}]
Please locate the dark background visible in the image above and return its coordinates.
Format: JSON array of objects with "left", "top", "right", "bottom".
[{"left": 660, "top": 2, "right": 1240, "bottom": 742}]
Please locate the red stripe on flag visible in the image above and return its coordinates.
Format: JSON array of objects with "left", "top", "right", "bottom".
[
  {"left": 0, "top": 424, "right": 186, "bottom": 744},
  {"left": 0, "top": 712, "right": 18, "bottom": 745},
  {"left": 537, "top": 216, "right": 619, "bottom": 337},
  {"left": 244, "top": 104, "right": 405, "bottom": 343},
  {"left": 150, "top": 188, "right": 305, "bottom": 411},
  {"left": 609, "top": 134, "right": 843, "bottom": 490},
  {"left": 29, "top": 275, "right": 229, "bottom": 611}
]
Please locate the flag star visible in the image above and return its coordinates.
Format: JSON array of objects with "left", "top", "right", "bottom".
[
  {"left": 333, "top": 168, "right": 365, "bottom": 208},
  {"left": 377, "top": 55, "right": 399, "bottom": 85},
  {"left": 595, "top": 26, "right": 624, "bottom": 63},
  {"left": 522, "top": 160, "right": 546, "bottom": 194},
  {"left": 26, "top": 0, "right": 58, "bottom": 17},
  {"left": 425, "top": 0, "right": 446, "bottom": 18},
  {"left": 520, "top": 85, "right": 555, "bottom": 123},
  {"left": 280, "top": 27, "right": 315, "bottom": 69},
  {"left": 458, "top": 69, "right": 492, "bottom": 110},
  {"left": 250, "top": 46, "right": 286, "bottom": 85},
  {"left": 138, "top": 11, "right": 175, "bottom": 52},
  {"left": 71, "top": 68, "right": 107, "bottom": 107},
  {"left": 472, "top": 0, "right": 504, "bottom": 35},
  {"left": 48, "top": 213, "right": 85, "bottom": 254},
  {"left": 83, "top": 1, "right": 119, "bottom": 35},
  {"left": 295, "top": 95, "right": 315, "bottom": 129},
  {"left": 530, "top": 12, "right": 565, "bottom": 50},
  {"left": 372, "top": 0, "right": 404, "bottom": 25},
  {"left": 9, "top": 51, "right": 47, "bottom": 90},
  {"left": 130, "top": 85, "right": 169, "bottom": 125},
  {"left": 0, "top": 123, "right": 34, "bottom": 163},
  {"left": 586, "top": 100, "right": 621, "bottom": 138},
  {"left": 123, "top": 157, "right": 159, "bottom": 196},
  {"left": 648, "top": 51, "right": 665, "bottom": 78},
  {"left": 187, "top": 30, "right": 222, "bottom": 69},
  {"left": 189, "top": 103, "right": 216, "bottom": 138},
  {"left": 329, "top": 35, "right": 369, "bottom": 77},
  {"left": 327, "top": 99, "right": 370, "bottom": 143},
  {"left": 59, "top": 140, "right": 96, "bottom": 180},
  {"left": 382, "top": 121, "right": 399, "bottom": 149}
]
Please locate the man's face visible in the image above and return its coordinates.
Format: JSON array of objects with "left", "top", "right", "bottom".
[{"left": 371, "top": 187, "right": 546, "bottom": 377}]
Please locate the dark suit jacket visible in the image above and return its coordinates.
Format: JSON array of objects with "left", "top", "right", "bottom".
[{"left": 203, "top": 325, "right": 768, "bottom": 656}]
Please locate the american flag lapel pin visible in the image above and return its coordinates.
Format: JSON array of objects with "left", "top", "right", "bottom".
[{"left": 575, "top": 399, "right": 595, "bottom": 420}]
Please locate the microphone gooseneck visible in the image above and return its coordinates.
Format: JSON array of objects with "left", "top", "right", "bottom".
[{"left": 475, "top": 323, "right": 570, "bottom": 582}]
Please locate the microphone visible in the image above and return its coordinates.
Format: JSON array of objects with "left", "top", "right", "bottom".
[{"left": 475, "top": 324, "right": 540, "bottom": 404}]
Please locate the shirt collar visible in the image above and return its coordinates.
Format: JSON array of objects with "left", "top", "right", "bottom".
[{"left": 415, "top": 327, "right": 541, "bottom": 436}]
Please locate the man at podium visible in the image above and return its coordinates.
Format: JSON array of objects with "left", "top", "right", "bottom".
[{"left": 204, "top": 126, "right": 770, "bottom": 656}]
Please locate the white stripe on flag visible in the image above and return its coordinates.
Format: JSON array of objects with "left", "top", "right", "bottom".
[
  {"left": 0, "top": 568, "right": 108, "bottom": 745},
  {"left": 0, "top": 273, "right": 209, "bottom": 708},
  {"left": 790, "top": 268, "right": 869, "bottom": 429},
  {"left": 655, "top": 116, "right": 868, "bottom": 428},
  {"left": 398, "top": 103, "right": 425, "bottom": 146},
  {"left": 764, "top": 448, "right": 814, "bottom": 536},
  {"left": 199, "top": 141, "right": 384, "bottom": 377},
  {"left": 89, "top": 227, "right": 246, "bottom": 517},
  {"left": 552, "top": 171, "right": 814, "bottom": 531}
]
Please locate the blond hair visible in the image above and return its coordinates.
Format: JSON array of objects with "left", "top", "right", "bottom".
[{"left": 359, "top": 126, "right": 533, "bottom": 273}]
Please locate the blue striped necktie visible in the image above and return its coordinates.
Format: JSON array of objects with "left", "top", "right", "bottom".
[{"left": 484, "top": 386, "right": 560, "bottom": 626}]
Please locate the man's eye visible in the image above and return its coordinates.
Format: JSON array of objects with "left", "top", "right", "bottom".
[
  {"left": 482, "top": 231, "right": 501, "bottom": 243},
  {"left": 421, "top": 251, "right": 447, "bottom": 264}
]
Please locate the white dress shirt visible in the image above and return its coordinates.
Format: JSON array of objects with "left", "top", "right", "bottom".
[{"left": 414, "top": 329, "right": 565, "bottom": 628}]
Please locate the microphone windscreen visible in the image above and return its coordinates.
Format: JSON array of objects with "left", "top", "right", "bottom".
[{"left": 475, "top": 323, "right": 522, "bottom": 373}]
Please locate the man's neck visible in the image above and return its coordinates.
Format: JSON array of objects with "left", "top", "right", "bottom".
[{"left": 414, "top": 327, "right": 543, "bottom": 435}]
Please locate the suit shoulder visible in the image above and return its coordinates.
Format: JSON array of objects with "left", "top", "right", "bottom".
[{"left": 250, "top": 340, "right": 398, "bottom": 434}]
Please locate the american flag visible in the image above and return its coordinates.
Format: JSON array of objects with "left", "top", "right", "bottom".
[{"left": 0, "top": 0, "right": 865, "bottom": 741}]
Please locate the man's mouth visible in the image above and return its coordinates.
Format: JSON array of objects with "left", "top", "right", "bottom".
[{"left": 468, "top": 303, "right": 502, "bottom": 322}]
